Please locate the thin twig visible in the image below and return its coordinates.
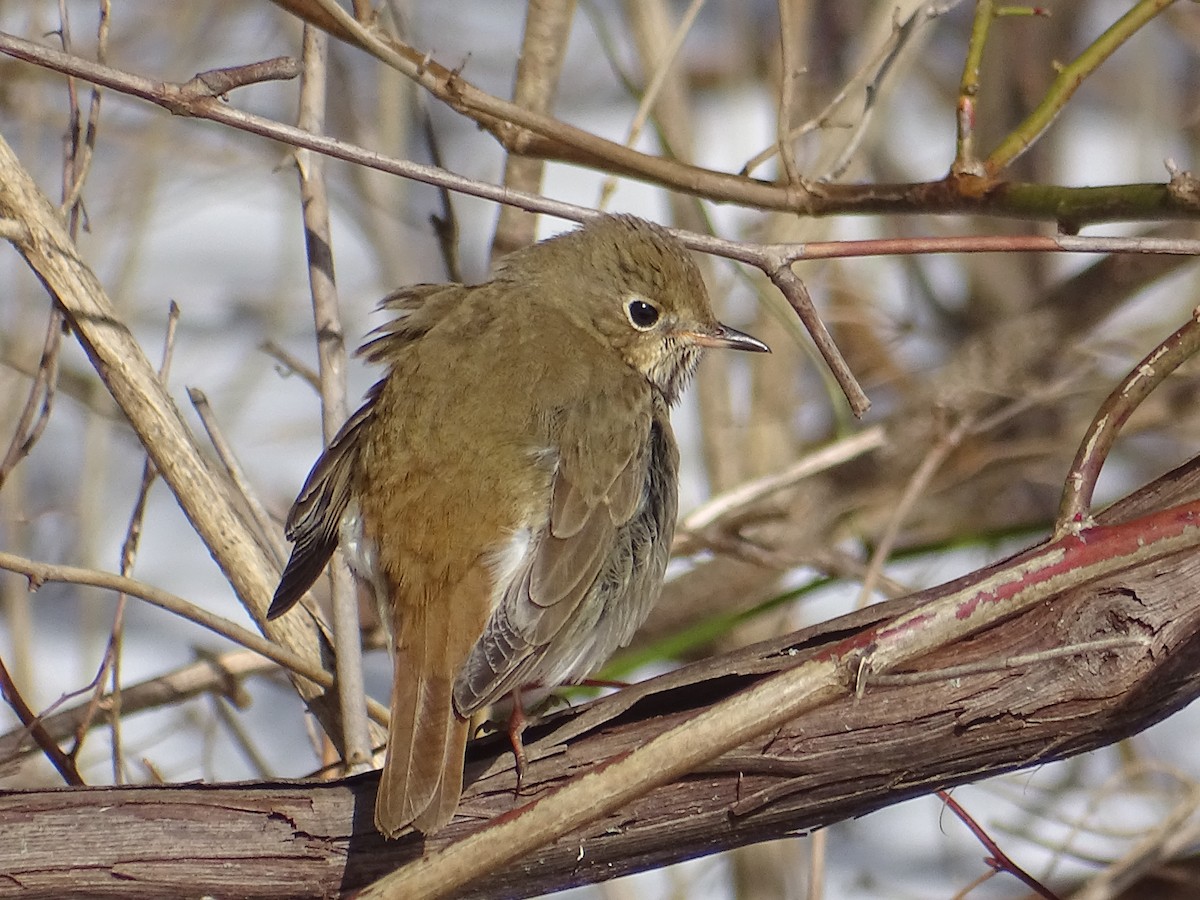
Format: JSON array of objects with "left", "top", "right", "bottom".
[
  {"left": 60, "top": 0, "right": 109, "bottom": 214},
  {"left": 766, "top": 259, "right": 869, "bottom": 415},
  {"left": 0, "top": 306, "right": 65, "bottom": 490},
  {"left": 754, "top": 232, "right": 1200, "bottom": 262},
  {"left": 675, "top": 426, "right": 886, "bottom": 551},
  {"left": 1056, "top": 306, "right": 1200, "bottom": 536},
  {"left": 187, "top": 388, "right": 288, "bottom": 564},
  {"left": 986, "top": 0, "right": 1177, "bottom": 172},
  {"left": 869, "top": 636, "right": 1149, "bottom": 686},
  {"left": 0, "top": 652, "right": 83, "bottom": 785},
  {"left": 938, "top": 790, "right": 1062, "bottom": 900},
  {"left": 422, "top": 105, "right": 463, "bottom": 282},
  {"left": 182, "top": 56, "right": 302, "bottom": 96},
  {"left": 211, "top": 695, "right": 275, "bottom": 780},
  {"left": 0, "top": 549, "right": 387, "bottom": 726},
  {"left": 856, "top": 411, "right": 975, "bottom": 607},
  {"left": 259, "top": 339, "right": 321, "bottom": 391},
  {"left": 953, "top": 0, "right": 993, "bottom": 176},
  {"left": 97, "top": 301, "right": 179, "bottom": 784},
  {"left": 295, "top": 23, "right": 373, "bottom": 776}
]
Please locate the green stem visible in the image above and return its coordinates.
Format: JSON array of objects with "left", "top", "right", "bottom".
[
  {"left": 954, "top": 0, "right": 995, "bottom": 174},
  {"left": 987, "top": 0, "right": 1177, "bottom": 173}
]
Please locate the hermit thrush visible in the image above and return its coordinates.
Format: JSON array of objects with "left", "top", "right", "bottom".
[{"left": 268, "top": 214, "right": 768, "bottom": 837}]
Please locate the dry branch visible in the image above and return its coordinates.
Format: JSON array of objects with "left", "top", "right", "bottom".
[{"left": 2, "top": 29, "right": 1199, "bottom": 227}]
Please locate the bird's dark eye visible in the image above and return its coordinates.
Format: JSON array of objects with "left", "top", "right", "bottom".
[{"left": 626, "top": 297, "right": 660, "bottom": 330}]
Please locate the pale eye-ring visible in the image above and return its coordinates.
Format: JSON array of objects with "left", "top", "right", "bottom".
[{"left": 625, "top": 297, "right": 661, "bottom": 330}]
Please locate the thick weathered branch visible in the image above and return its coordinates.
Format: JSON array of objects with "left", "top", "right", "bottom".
[{"left": 3, "top": 457, "right": 1200, "bottom": 899}]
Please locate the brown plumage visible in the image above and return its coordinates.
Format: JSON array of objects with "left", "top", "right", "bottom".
[{"left": 268, "top": 215, "right": 768, "bottom": 836}]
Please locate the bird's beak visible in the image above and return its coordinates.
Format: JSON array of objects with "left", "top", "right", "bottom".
[{"left": 687, "top": 323, "right": 771, "bottom": 353}]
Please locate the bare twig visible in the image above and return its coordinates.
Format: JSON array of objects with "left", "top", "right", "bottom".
[
  {"left": 3, "top": 29, "right": 1198, "bottom": 227},
  {"left": 0, "top": 652, "right": 83, "bottom": 786},
  {"left": 1056, "top": 307, "right": 1200, "bottom": 536},
  {"left": 186, "top": 388, "right": 288, "bottom": 564},
  {"left": 938, "top": 790, "right": 1061, "bottom": 900},
  {"left": 59, "top": 0, "right": 109, "bottom": 216},
  {"left": 856, "top": 412, "right": 975, "bottom": 607},
  {"left": 294, "top": 23, "right": 373, "bottom": 776},
  {"left": 0, "top": 306, "right": 65, "bottom": 490},
  {"left": 181, "top": 56, "right": 302, "bottom": 96},
  {"left": 675, "top": 426, "right": 886, "bottom": 551},
  {"left": 490, "top": 0, "right": 577, "bottom": 260},
  {"left": 868, "top": 636, "right": 1148, "bottom": 687},
  {"left": 259, "top": 339, "right": 321, "bottom": 392},
  {"left": 211, "top": 695, "right": 274, "bottom": 780},
  {"left": 762, "top": 233, "right": 1200, "bottom": 261},
  {"left": 765, "top": 259, "right": 870, "bottom": 415},
  {"left": 93, "top": 301, "right": 180, "bottom": 783},
  {"left": 422, "top": 106, "right": 463, "bottom": 283}
]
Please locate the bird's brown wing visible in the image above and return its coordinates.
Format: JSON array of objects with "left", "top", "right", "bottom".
[
  {"left": 268, "top": 284, "right": 461, "bottom": 620},
  {"left": 542, "top": 408, "right": 678, "bottom": 682},
  {"left": 452, "top": 381, "right": 660, "bottom": 715},
  {"left": 266, "top": 398, "right": 372, "bottom": 619}
]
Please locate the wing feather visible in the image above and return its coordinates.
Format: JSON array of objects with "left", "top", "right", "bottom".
[
  {"left": 454, "top": 387, "right": 679, "bottom": 716},
  {"left": 267, "top": 400, "right": 371, "bottom": 619}
]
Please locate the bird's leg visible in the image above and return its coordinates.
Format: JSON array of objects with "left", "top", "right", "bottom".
[{"left": 506, "top": 685, "right": 529, "bottom": 794}]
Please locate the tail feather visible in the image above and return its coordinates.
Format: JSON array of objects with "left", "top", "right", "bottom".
[
  {"left": 374, "top": 643, "right": 452, "bottom": 835},
  {"left": 416, "top": 718, "right": 470, "bottom": 833},
  {"left": 374, "top": 571, "right": 489, "bottom": 837}
]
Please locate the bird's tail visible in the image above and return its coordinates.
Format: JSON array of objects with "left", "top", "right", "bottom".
[{"left": 374, "top": 575, "right": 487, "bottom": 837}]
